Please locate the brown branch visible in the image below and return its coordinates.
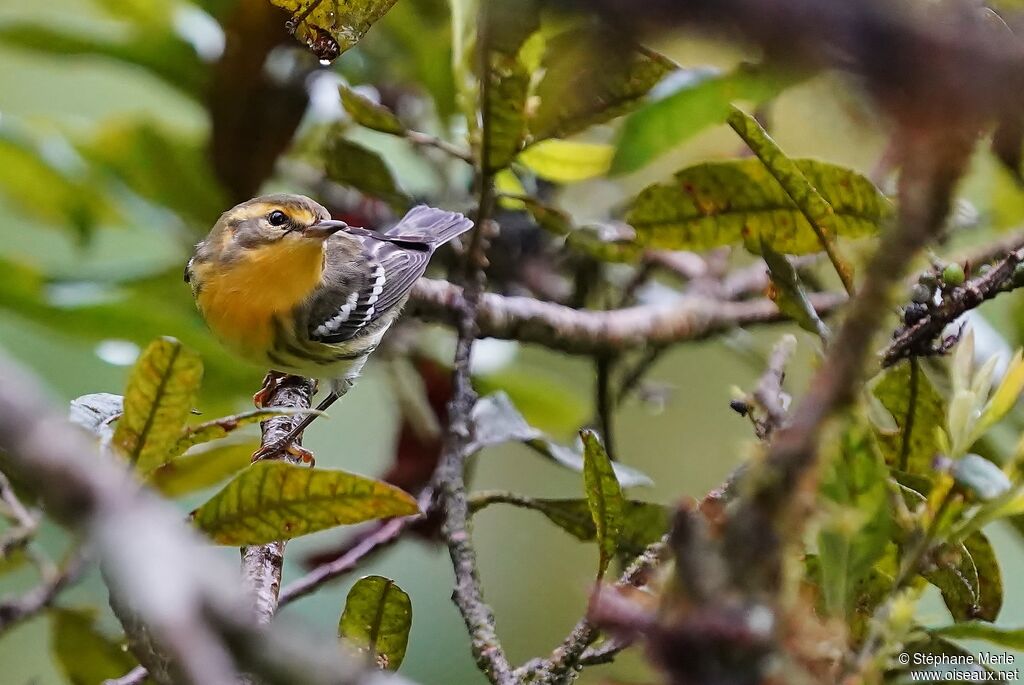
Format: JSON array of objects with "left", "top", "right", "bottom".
[
  {"left": 409, "top": 278, "right": 845, "bottom": 356},
  {"left": 241, "top": 375, "right": 316, "bottom": 625},
  {"left": 429, "top": 12, "right": 517, "bottom": 678}
]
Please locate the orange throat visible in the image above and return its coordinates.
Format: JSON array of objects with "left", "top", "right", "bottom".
[{"left": 195, "top": 240, "right": 324, "bottom": 361}]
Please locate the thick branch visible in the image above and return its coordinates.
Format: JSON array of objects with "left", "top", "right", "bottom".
[{"left": 409, "top": 279, "right": 844, "bottom": 356}]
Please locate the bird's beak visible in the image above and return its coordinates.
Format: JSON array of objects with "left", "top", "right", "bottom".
[{"left": 303, "top": 219, "right": 348, "bottom": 239}]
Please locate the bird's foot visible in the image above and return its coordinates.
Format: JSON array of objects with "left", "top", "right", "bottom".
[
  {"left": 251, "top": 439, "right": 315, "bottom": 466},
  {"left": 253, "top": 370, "right": 289, "bottom": 408}
]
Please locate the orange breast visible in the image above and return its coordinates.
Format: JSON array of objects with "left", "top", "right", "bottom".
[{"left": 194, "top": 241, "right": 324, "bottom": 362}]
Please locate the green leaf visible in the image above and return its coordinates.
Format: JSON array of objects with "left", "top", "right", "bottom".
[
  {"left": 625, "top": 158, "right": 891, "bottom": 254},
  {"left": 340, "top": 86, "right": 406, "bottom": 135},
  {"left": 77, "top": 121, "right": 227, "bottom": 228},
  {"left": 613, "top": 64, "right": 800, "bottom": 175},
  {"left": 339, "top": 575, "right": 412, "bottom": 671},
  {"left": 470, "top": 392, "right": 652, "bottom": 486},
  {"left": 324, "top": 134, "right": 411, "bottom": 210},
  {"left": 581, "top": 429, "right": 625, "bottom": 579},
  {"left": 485, "top": 55, "right": 530, "bottom": 171},
  {"left": 923, "top": 532, "right": 1001, "bottom": 623},
  {"left": 963, "top": 531, "right": 1003, "bottom": 622},
  {"left": 760, "top": 240, "right": 830, "bottom": 339},
  {"left": 482, "top": 0, "right": 539, "bottom": 56},
  {"left": 192, "top": 461, "right": 420, "bottom": 546},
  {"left": 530, "top": 29, "right": 675, "bottom": 141},
  {"left": 726, "top": 107, "right": 854, "bottom": 286},
  {"left": 0, "top": 23, "right": 205, "bottom": 97},
  {"left": 51, "top": 608, "right": 136, "bottom": 685},
  {"left": 870, "top": 360, "right": 947, "bottom": 474},
  {"left": 932, "top": 622, "right": 1024, "bottom": 649},
  {"left": 147, "top": 440, "right": 258, "bottom": 498},
  {"left": 0, "top": 130, "right": 117, "bottom": 239},
  {"left": 470, "top": 495, "right": 668, "bottom": 561},
  {"left": 816, "top": 422, "right": 892, "bottom": 618},
  {"left": 564, "top": 223, "right": 644, "bottom": 263},
  {"left": 170, "top": 408, "right": 317, "bottom": 459},
  {"left": 271, "top": 0, "right": 399, "bottom": 61},
  {"left": 518, "top": 140, "right": 615, "bottom": 183},
  {"left": 519, "top": 196, "right": 574, "bottom": 236},
  {"left": 112, "top": 337, "right": 203, "bottom": 473},
  {"left": 976, "top": 350, "right": 1024, "bottom": 437},
  {"left": 953, "top": 454, "right": 1012, "bottom": 502}
]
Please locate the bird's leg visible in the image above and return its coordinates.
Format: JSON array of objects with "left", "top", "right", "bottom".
[
  {"left": 251, "top": 378, "right": 353, "bottom": 462},
  {"left": 252, "top": 370, "right": 289, "bottom": 408}
]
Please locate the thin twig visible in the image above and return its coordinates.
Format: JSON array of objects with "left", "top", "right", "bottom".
[
  {"left": 882, "top": 247, "right": 1024, "bottom": 366},
  {"left": 0, "top": 548, "right": 87, "bottom": 634},
  {"left": 405, "top": 130, "right": 474, "bottom": 163},
  {"left": 517, "top": 538, "right": 671, "bottom": 683},
  {"left": 751, "top": 334, "right": 797, "bottom": 439},
  {"left": 430, "top": 9, "right": 516, "bottom": 680},
  {"left": 279, "top": 489, "right": 431, "bottom": 607},
  {"left": 102, "top": 665, "right": 149, "bottom": 685}
]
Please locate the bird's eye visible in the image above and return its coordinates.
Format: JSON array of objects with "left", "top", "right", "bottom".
[{"left": 267, "top": 210, "right": 289, "bottom": 227}]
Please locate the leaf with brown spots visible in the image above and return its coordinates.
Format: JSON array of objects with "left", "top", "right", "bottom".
[
  {"left": 625, "top": 158, "right": 891, "bottom": 254},
  {"left": 192, "top": 461, "right": 420, "bottom": 545},
  {"left": 270, "top": 0, "right": 399, "bottom": 62}
]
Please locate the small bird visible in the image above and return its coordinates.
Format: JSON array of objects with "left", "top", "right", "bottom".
[{"left": 186, "top": 193, "right": 473, "bottom": 458}]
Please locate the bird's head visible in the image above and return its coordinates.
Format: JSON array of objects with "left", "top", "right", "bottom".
[
  {"left": 187, "top": 193, "right": 350, "bottom": 293},
  {"left": 204, "top": 193, "right": 348, "bottom": 252}
]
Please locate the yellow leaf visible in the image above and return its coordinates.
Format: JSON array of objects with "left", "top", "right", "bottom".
[
  {"left": 518, "top": 140, "right": 614, "bottom": 183},
  {"left": 192, "top": 462, "right": 420, "bottom": 545},
  {"left": 112, "top": 337, "right": 202, "bottom": 473}
]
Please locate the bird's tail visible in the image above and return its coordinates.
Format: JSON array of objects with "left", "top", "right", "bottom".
[{"left": 385, "top": 205, "right": 474, "bottom": 247}]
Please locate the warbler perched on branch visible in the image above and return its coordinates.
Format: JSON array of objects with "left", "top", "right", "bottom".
[{"left": 186, "top": 193, "right": 473, "bottom": 457}]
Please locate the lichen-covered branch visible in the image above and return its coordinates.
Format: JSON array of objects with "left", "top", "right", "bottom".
[
  {"left": 241, "top": 374, "right": 316, "bottom": 624},
  {"left": 409, "top": 278, "right": 845, "bottom": 356}
]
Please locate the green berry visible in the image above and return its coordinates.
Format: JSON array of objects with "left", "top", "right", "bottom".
[
  {"left": 910, "top": 283, "right": 932, "bottom": 304},
  {"left": 943, "top": 263, "right": 966, "bottom": 286}
]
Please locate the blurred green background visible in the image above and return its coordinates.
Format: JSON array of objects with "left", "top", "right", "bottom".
[{"left": 4, "top": 0, "right": 1024, "bottom": 683}]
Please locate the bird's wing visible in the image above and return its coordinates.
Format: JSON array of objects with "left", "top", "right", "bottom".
[{"left": 305, "top": 237, "right": 431, "bottom": 344}]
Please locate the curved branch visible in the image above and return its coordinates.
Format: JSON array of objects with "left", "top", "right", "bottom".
[{"left": 409, "top": 278, "right": 845, "bottom": 355}]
